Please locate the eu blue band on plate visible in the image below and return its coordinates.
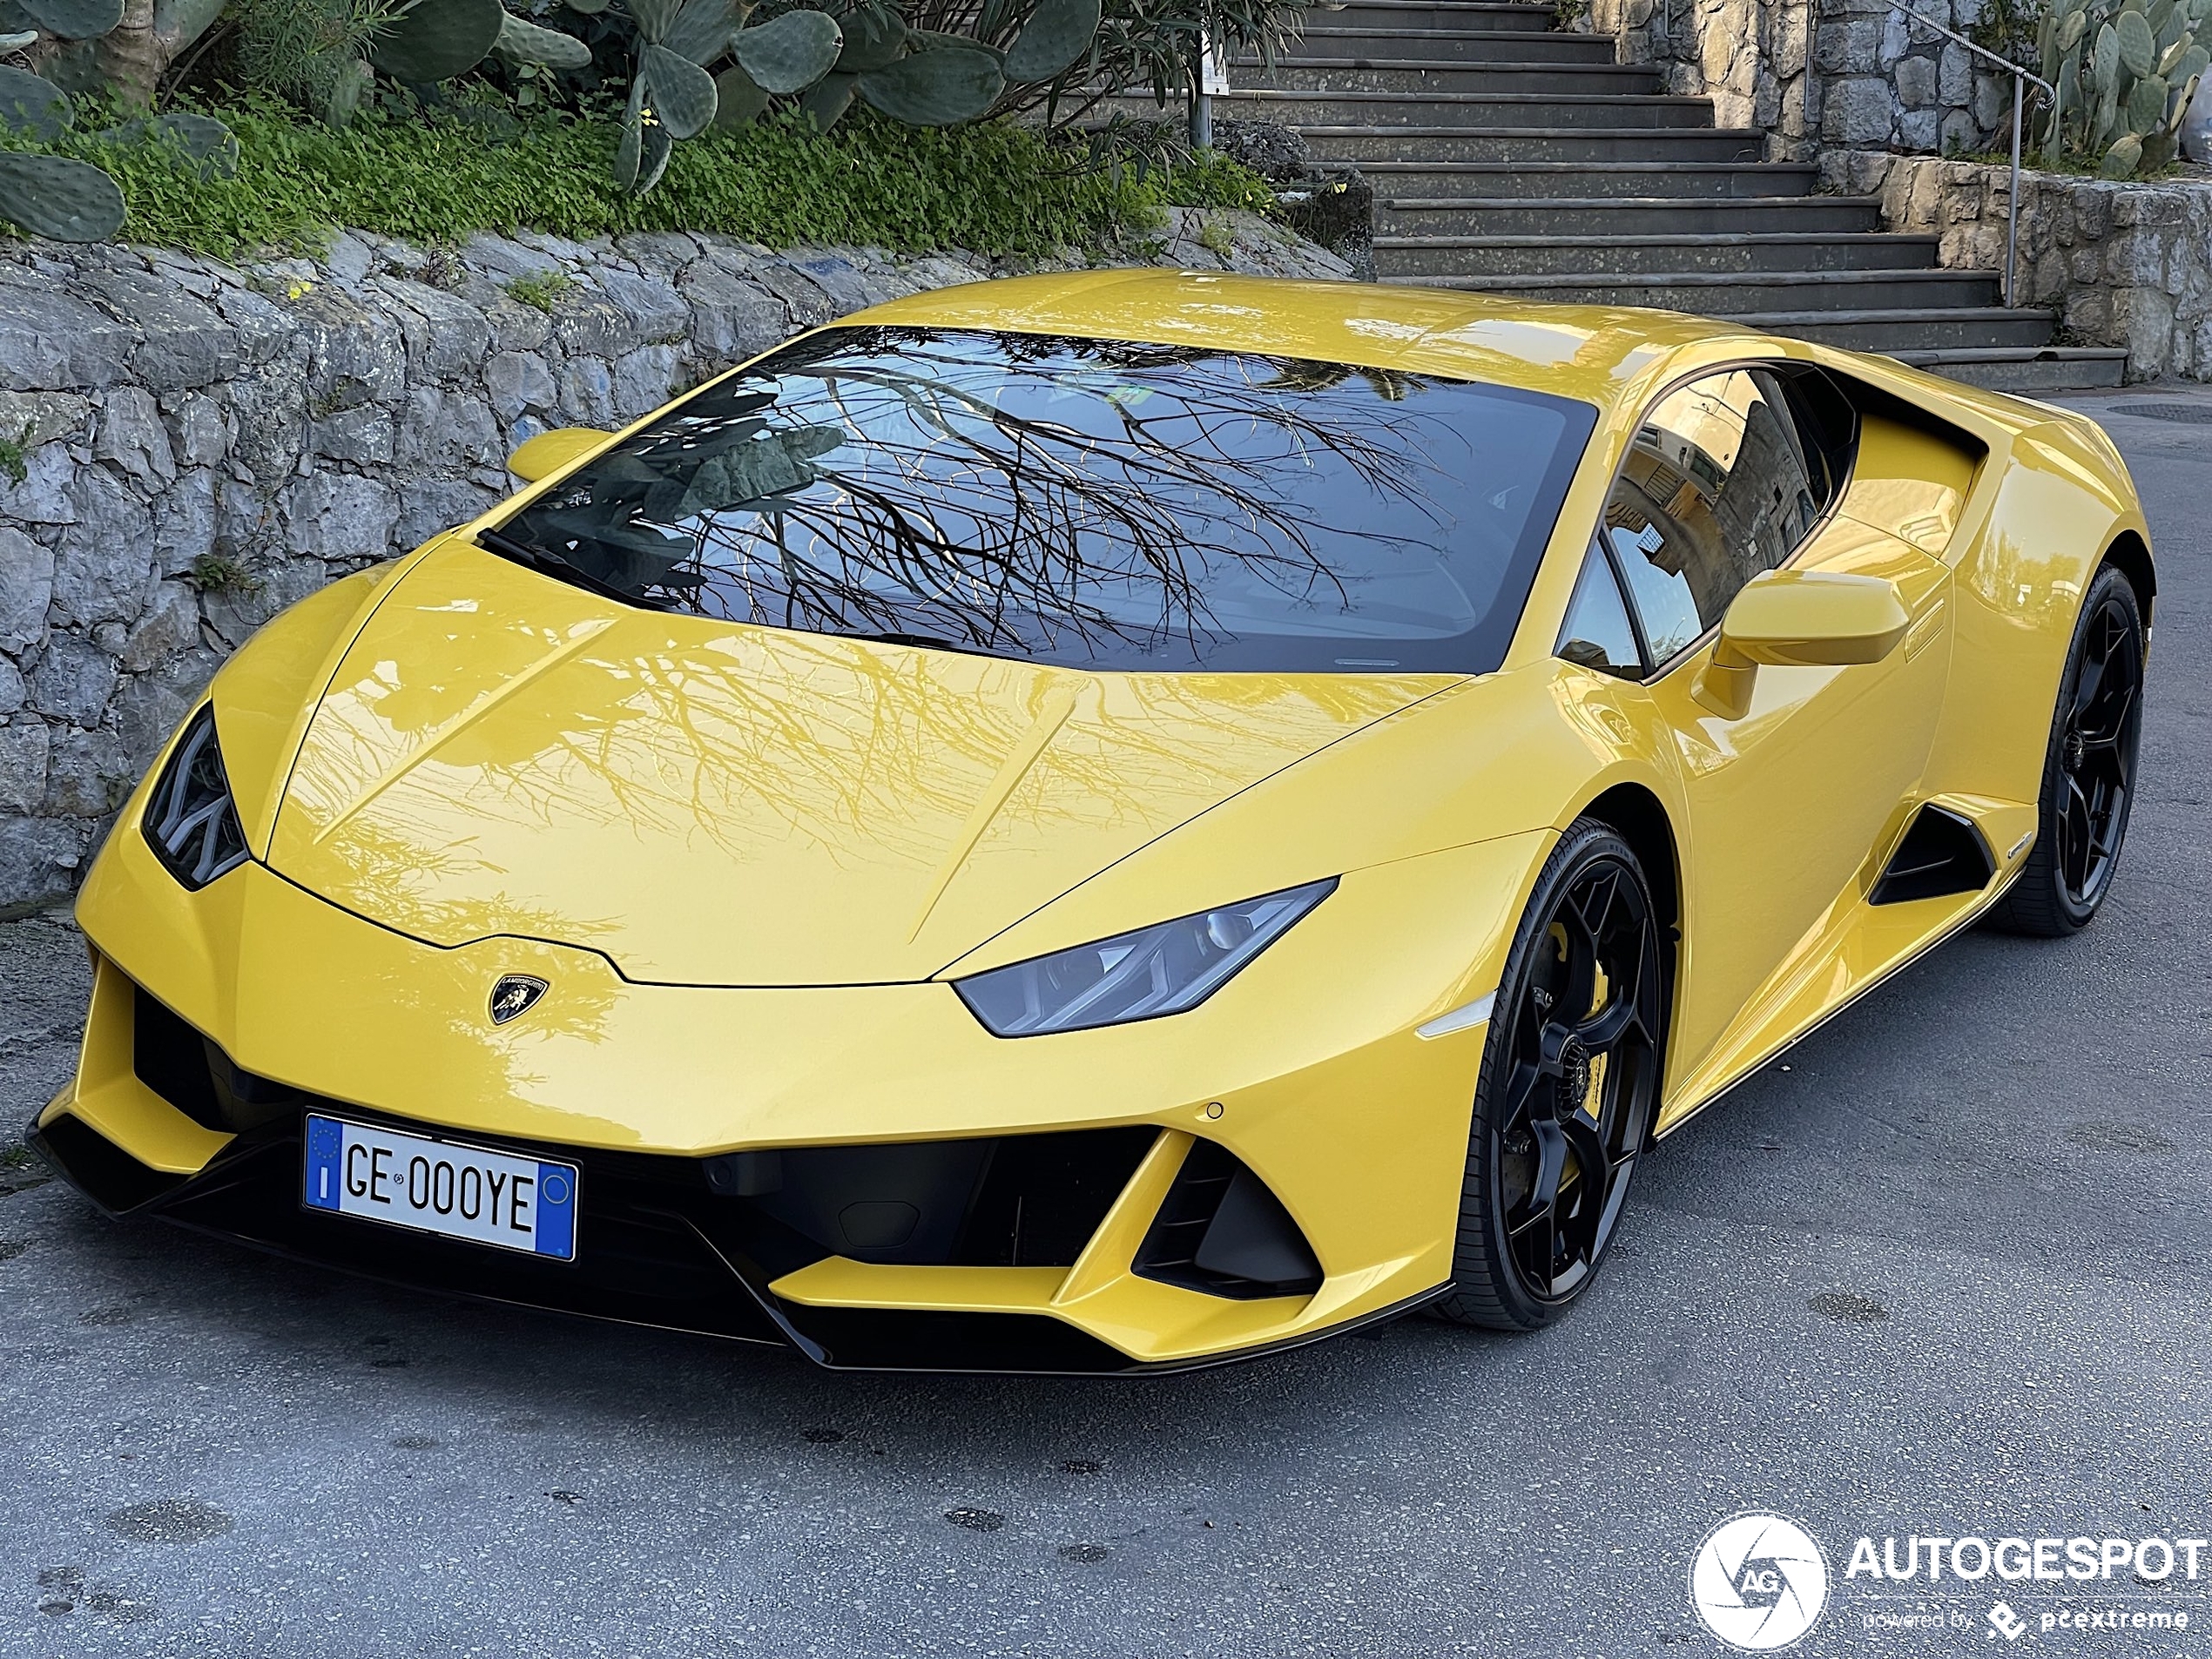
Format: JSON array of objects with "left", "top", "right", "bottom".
[
  {"left": 535, "top": 1163, "right": 576, "bottom": 1259},
  {"left": 303, "top": 1115, "right": 344, "bottom": 1211}
]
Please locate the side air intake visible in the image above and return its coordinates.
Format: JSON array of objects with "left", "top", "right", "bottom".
[{"left": 1871, "top": 805, "right": 1997, "bottom": 906}]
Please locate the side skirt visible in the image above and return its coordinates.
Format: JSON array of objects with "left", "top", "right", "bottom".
[{"left": 1651, "top": 864, "right": 2022, "bottom": 1144}]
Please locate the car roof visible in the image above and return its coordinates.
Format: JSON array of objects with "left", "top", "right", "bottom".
[{"left": 841, "top": 269, "right": 1750, "bottom": 411}]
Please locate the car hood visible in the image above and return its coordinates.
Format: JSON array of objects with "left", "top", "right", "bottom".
[{"left": 263, "top": 543, "right": 1453, "bottom": 986}]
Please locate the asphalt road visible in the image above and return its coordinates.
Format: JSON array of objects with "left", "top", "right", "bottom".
[{"left": 1, "top": 388, "right": 2207, "bottom": 1659}]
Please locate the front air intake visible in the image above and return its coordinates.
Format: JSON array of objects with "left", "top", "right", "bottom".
[{"left": 1132, "top": 1139, "right": 1323, "bottom": 1300}]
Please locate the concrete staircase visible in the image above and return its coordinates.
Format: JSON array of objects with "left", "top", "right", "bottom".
[{"left": 1222, "top": 0, "right": 2128, "bottom": 392}]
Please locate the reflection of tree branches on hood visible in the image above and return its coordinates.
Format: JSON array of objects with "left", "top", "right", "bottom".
[{"left": 505, "top": 331, "right": 1464, "bottom": 662}]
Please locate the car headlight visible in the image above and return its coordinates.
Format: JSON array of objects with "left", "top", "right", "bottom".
[
  {"left": 953, "top": 878, "right": 1338, "bottom": 1037},
  {"left": 143, "top": 705, "right": 249, "bottom": 890}
]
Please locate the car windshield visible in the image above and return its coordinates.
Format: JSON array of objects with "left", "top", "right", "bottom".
[{"left": 490, "top": 326, "right": 1596, "bottom": 673}]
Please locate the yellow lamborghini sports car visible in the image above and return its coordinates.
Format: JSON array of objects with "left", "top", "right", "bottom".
[{"left": 35, "top": 273, "right": 2154, "bottom": 1372}]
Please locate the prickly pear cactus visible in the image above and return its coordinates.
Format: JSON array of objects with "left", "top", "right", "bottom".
[
  {"left": 2036, "top": 0, "right": 2212, "bottom": 176},
  {"left": 0, "top": 63, "right": 237, "bottom": 241},
  {"left": 774, "top": 0, "right": 1102, "bottom": 134},
  {"left": 0, "top": 150, "right": 125, "bottom": 240}
]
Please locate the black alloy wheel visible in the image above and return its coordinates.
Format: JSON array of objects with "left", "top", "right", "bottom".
[
  {"left": 1434, "top": 819, "right": 1665, "bottom": 1330},
  {"left": 1991, "top": 564, "right": 2147, "bottom": 936}
]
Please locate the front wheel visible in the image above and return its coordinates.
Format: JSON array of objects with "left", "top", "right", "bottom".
[
  {"left": 1432, "top": 819, "right": 1665, "bottom": 1332},
  {"left": 1987, "top": 563, "right": 2147, "bottom": 937}
]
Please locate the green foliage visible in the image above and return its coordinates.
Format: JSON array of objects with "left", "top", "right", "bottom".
[
  {"left": 187, "top": 552, "right": 264, "bottom": 596},
  {"left": 230, "top": 0, "right": 404, "bottom": 118},
  {"left": 2036, "top": 0, "right": 2211, "bottom": 174},
  {"left": 0, "top": 97, "right": 1271, "bottom": 256},
  {"left": 0, "top": 428, "right": 24, "bottom": 486},
  {"left": 503, "top": 266, "right": 574, "bottom": 309}
]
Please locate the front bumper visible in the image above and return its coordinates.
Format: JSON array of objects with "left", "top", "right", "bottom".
[{"left": 46, "top": 819, "right": 1544, "bottom": 1372}]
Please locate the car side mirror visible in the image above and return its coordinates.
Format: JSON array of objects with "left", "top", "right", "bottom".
[
  {"left": 507, "top": 427, "right": 614, "bottom": 482},
  {"left": 1692, "top": 570, "right": 1912, "bottom": 721}
]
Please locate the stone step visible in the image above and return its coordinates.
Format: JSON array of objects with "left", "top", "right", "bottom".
[
  {"left": 1385, "top": 268, "right": 2005, "bottom": 313},
  {"left": 1298, "top": 126, "right": 1764, "bottom": 163},
  {"left": 1376, "top": 194, "right": 1881, "bottom": 235},
  {"left": 1228, "top": 61, "right": 1662, "bottom": 96},
  {"left": 1280, "top": 25, "right": 1622, "bottom": 62},
  {"left": 1212, "top": 89, "right": 1715, "bottom": 128},
  {"left": 1892, "top": 346, "right": 2132, "bottom": 392},
  {"left": 1372, "top": 231, "right": 1940, "bottom": 279},
  {"left": 1355, "top": 160, "right": 1820, "bottom": 198},
  {"left": 1737, "top": 307, "right": 2060, "bottom": 351},
  {"left": 1320, "top": 0, "right": 1559, "bottom": 30}
]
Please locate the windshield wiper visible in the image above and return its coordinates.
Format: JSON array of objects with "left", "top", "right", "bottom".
[{"left": 475, "top": 528, "right": 677, "bottom": 612}]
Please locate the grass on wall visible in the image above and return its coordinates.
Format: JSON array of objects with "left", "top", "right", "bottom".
[{"left": 3, "top": 99, "right": 1277, "bottom": 260}]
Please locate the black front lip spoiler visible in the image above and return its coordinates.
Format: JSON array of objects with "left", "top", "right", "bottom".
[{"left": 27, "top": 1109, "right": 1449, "bottom": 1377}]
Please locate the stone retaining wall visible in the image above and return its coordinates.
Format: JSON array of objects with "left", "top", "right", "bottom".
[
  {"left": 1590, "top": 0, "right": 2020, "bottom": 174},
  {"left": 0, "top": 210, "right": 1352, "bottom": 913},
  {"left": 1879, "top": 157, "right": 2212, "bottom": 378}
]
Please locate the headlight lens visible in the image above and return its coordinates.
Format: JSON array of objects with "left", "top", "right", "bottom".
[
  {"left": 143, "top": 705, "right": 249, "bottom": 890},
  {"left": 953, "top": 878, "right": 1338, "bottom": 1037}
]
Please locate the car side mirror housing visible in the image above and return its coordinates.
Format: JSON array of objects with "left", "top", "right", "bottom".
[
  {"left": 507, "top": 427, "right": 614, "bottom": 482},
  {"left": 1692, "top": 570, "right": 1912, "bottom": 720}
]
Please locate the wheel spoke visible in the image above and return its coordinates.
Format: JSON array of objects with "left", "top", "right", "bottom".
[
  {"left": 1572, "top": 990, "right": 1642, "bottom": 1054},
  {"left": 1560, "top": 1112, "right": 1610, "bottom": 1215},
  {"left": 2060, "top": 773, "right": 2094, "bottom": 895},
  {"left": 1497, "top": 1057, "right": 1548, "bottom": 1133},
  {"left": 1507, "top": 1117, "right": 1568, "bottom": 1271}
]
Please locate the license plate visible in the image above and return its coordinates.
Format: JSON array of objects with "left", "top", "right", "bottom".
[{"left": 300, "top": 1114, "right": 577, "bottom": 1262}]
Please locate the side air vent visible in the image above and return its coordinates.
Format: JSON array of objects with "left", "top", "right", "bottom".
[
  {"left": 1871, "top": 805, "right": 1997, "bottom": 906},
  {"left": 1132, "top": 1139, "right": 1322, "bottom": 1301}
]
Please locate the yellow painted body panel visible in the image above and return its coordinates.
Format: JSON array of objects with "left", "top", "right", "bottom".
[{"left": 53, "top": 273, "right": 2154, "bottom": 1366}]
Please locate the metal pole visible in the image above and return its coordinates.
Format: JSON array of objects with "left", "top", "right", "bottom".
[
  {"left": 1885, "top": 4, "right": 2053, "bottom": 313},
  {"left": 2007, "top": 73, "right": 2023, "bottom": 307},
  {"left": 1191, "top": 32, "right": 1214, "bottom": 149}
]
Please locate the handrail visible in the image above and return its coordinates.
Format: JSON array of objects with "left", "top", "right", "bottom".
[{"left": 1885, "top": 0, "right": 2056, "bottom": 307}]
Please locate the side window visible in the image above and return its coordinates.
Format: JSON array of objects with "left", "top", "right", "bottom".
[
  {"left": 1602, "top": 368, "right": 1826, "bottom": 664},
  {"left": 1554, "top": 545, "right": 1645, "bottom": 678}
]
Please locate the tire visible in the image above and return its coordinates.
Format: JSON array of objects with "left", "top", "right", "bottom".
[
  {"left": 1986, "top": 563, "right": 2147, "bottom": 938},
  {"left": 1432, "top": 818, "right": 1665, "bottom": 1331}
]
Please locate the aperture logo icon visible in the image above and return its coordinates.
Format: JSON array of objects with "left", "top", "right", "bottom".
[{"left": 1690, "top": 1513, "right": 1831, "bottom": 1651}]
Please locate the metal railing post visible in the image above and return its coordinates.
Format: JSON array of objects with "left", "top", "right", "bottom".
[
  {"left": 1885, "top": 2, "right": 2054, "bottom": 311},
  {"left": 2008, "top": 74, "right": 2023, "bottom": 306}
]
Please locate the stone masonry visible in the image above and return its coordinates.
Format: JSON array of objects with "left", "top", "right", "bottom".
[
  {"left": 1881, "top": 157, "right": 2212, "bottom": 378},
  {"left": 0, "top": 209, "right": 1352, "bottom": 913},
  {"left": 1591, "top": 0, "right": 2025, "bottom": 173}
]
